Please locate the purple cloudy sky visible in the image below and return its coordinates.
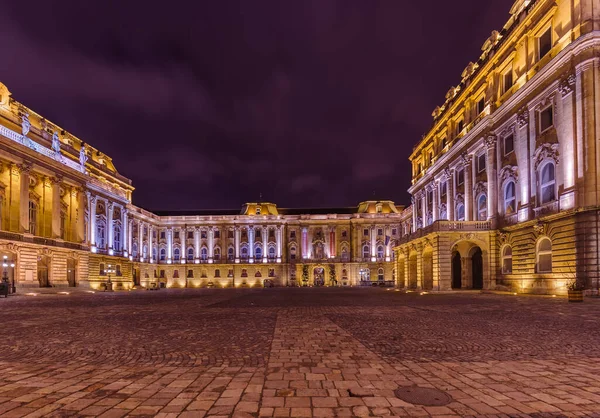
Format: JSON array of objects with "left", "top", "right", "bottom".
[{"left": 0, "top": 0, "right": 514, "bottom": 211}]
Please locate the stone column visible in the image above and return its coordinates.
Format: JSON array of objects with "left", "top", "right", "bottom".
[
  {"left": 432, "top": 182, "right": 439, "bottom": 222},
  {"left": 148, "top": 225, "right": 153, "bottom": 263},
  {"left": 248, "top": 226, "right": 255, "bottom": 263},
  {"left": 416, "top": 245, "right": 423, "bottom": 290},
  {"left": 370, "top": 225, "right": 376, "bottom": 261},
  {"left": 87, "top": 192, "right": 96, "bottom": 249},
  {"left": 234, "top": 226, "right": 241, "bottom": 263},
  {"left": 485, "top": 134, "right": 498, "bottom": 226},
  {"left": 19, "top": 162, "right": 31, "bottom": 234},
  {"left": 263, "top": 226, "right": 268, "bottom": 263},
  {"left": 167, "top": 227, "right": 173, "bottom": 263},
  {"left": 122, "top": 209, "right": 128, "bottom": 256},
  {"left": 107, "top": 202, "right": 114, "bottom": 254},
  {"left": 329, "top": 227, "right": 336, "bottom": 258},
  {"left": 276, "top": 226, "right": 282, "bottom": 263},
  {"left": 138, "top": 222, "right": 144, "bottom": 261},
  {"left": 127, "top": 218, "right": 133, "bottom": 256},
  {"left": 208, "top": 226, "right": 214, "bottom": 263},
  {"left": 51, "top": 176, "right": 62, "bottom": 238},
  {"left": 446, "top": 169, "right": 455, "bottom": 221},
  {"left": 76, "top": 188, "right": 86, "bottom": 243},
  {"left": 302, "top": 227, "right": 308, "bottom": 259},
  {"left": 403, "top": 250, "right": 410, "bottom": 290},
  {"left": 463, "top": 153, "right": 473, "bottom": 221},
  {"left": 421, "top": 190, "right": 427, "bottom": 226},
  {"left": 411, "top": 196, "right": 418, "bottom": 231},
  {"left": 194, "top": 227, "right": 200, "bottom": 262}
]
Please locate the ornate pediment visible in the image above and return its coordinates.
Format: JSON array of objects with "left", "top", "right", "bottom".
[
  {"left": 473, "top": 181, "right": 487, "bottom": 196},
  {"left": 499, "top": 165, "right": 518, "bottom": 183},
  {"left": 517, "top": 107, "right": 529, "bottom": 128},
  {"left": 534, "top": 143, "right": 559, "bottom": 171},
  {"left": 559, "top": 73, "right": 575, "bottom": 97}
]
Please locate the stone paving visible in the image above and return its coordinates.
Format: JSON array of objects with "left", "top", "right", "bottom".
[{"left": 1, "top": 288, "right": 600, "bottom": 417}]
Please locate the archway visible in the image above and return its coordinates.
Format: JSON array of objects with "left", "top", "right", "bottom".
[
  {"left": 471, "top": 247, "right": 483, "bottom": 289},
  {"left": 37, "top": 255, "right": 50, "bottom": 287},
  {"left": 452, "top": 251, "right": 462, "bottom": 289},
  {"left": 67, "top": 258, "right": 77, "bottom": 287},
  {"left": 313, "top": 267, "right": 324, "bottom": 286},
  {"left": 408, "top": 252, "right": 418, "bottom": 289},
  {"left": 422, "top": 248, "right": 433, "bottom": 290}
]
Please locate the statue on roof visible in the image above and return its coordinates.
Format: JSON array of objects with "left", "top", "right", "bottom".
[
  {"left": 52, "top": 131, "right": 62, "bottom": 159},
  {"left": 21, "top": 112, "right": 30, "bottom": 137},
  {"left": 79, "top": 144, "right": 88, "bottom": 171}
]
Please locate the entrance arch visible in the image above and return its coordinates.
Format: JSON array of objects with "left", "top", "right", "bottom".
[
  {"left": 313, "top": 267, "right": 324, "bottom": 286},
  {"left": 37, "top": 255, "right": 50, "bottom": 287},
  {"left": 67, "top": 258, "right": 77, "bottom": 287},
  {"left": 471, "top": 247, "right": 483, "bottom": 290},
  {"left": 422, "top": 248, "right": 433, "bottom": 290},
  {"left": 408, "top": 252, "right": 418, "bottom": 289},
  {"left": 451, "top": 251, "right": 462, "bottom": 289}
]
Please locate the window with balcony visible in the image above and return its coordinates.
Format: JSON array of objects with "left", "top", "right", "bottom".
[
  {"left": 504, "top": 181, "right": 516, "bottom": 214},
  {"left": 502, "top": 245, "right": 513, "bottom": 274},
  {"left": 96, "top": 221, "right": 106, "bottom": 249},
  {"left": 539, "top": 106, "right": 553, "bottom": 133},
  {"left": 477, "top": 153, "right": 486, "bottom": 173},
  {"left": 538, "top": 27, "right": 552, "bottom": 60},
  {"left": 113, "top": 225, "right": 121, "bottom": 251},
  {"left": 504, "top": 134, "right": 514, "bottom": 155},
  {"left": 536, "top": 238, "right": 552, "bottom": 273},
  {"left": 255, "top": 246, "right": 263, "bottom": 260},
  {"left": 540, "top": 162, "right": 556, "bottom": 204},
  {"left": 477, "top": 195, "right": 487, "bottom": 221}
]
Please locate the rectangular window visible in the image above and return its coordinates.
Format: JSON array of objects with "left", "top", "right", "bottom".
[
  {"left": 290, "top": 230, "right": 296, "bottom": 239},
  {"left": 377, "top": 228, "right": 383, "bottom": 236},
  {"left": 478, "top": 154, "right": 486, "bottom": 173},
  {"left": 173, "top": 270, "right": 179, "bottom": 279},
  {"left": 214, "top": 269, "right": 220, "bottom": 278},
  {"left": 99, "top": 263, "right": 106, "bottom": 276},
  {"left": 503, "top": 70, "right": 513, "bottom": 94},
  {"left": 160, "top": 231, "right": 166, "bottom": 239},
  {"left": 363, "top": 229, "right": 369, "bottom": 236},
  {"left": 201, "top": 231, "right": 207, "bottom": 239},
  {"left": 241, "top": 269, "right": 248, "bottom": 277},
  {"left": 504, "top": 134, "right": 514, "bottom": 155},
  {"left": 214, "top": 230, "right": 220, "bottom": 238},
  {"left": 417, "top": 163, "right": 422, "bottom": 174},
  {"left": 457, "top": 120, "right": 464, "bottom": 135},
  {"left": 187, "top": 231, "right": 194, "bottom": 239},
  {"left": 392, "top": 228, "right": 397, "bottom": 236},
  {"left": 269, "top": 268, "right": 275, "bottom": 277},
  {"left": 160, "top": 270, "right": 165, "bottom": 278},
  {"left": 538, "top": 27, "right": 552, "bottom": 60},
  {"left": 341, "top": 230, "right": 347, "bottom": 238},
  {"left": 228, "top": 269, "right": 233, "bottom": 277},
  {"left": 442, "top": 136, "right": 447, "bottom": 148},
  {"left": 440, "top": 182, "right": 447, "bottom": 198},
  {"left": 540, "top": 106, "right": 553, "bottom": 133},
  {"left": 457, "top": 169, "right": 465, "bottom": 186},
  {"left": 187, "top": 269, "right": 193, "bottom": 278},
  {"left": 174, "top": 231, "right": 180, "bottom": 239},
  {"left": 228, "top": 230, "right": 234, "bottom": 238},
  {"left": 428, "top": 152, "right": 433, "bottom": 165},
  {"left": 477, "top": 97, "right": 485, "bottom": 114}
]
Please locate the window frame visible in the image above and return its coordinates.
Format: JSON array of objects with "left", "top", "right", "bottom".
[
  {"left": 539, "top": 161, "right": 556, "bottom": 205},
  {"left": 477, "top": 153, "right": 486, "bottom": 173},
  {"left": 502, "top": 245, "right": 513, "bottom": 274},
  {"left": 503, "top": 133, "right": 514, "bottom": 156},
  {"left": 456, "top": 203, "right": 465, "bottom": 221},
  {"left": 477, "top": 194, "right": 487, "bottom": 221},
  {"left": 504, "top": 181, "right": 516, "bottom": 215},
  {"left": 538, "top": 26, "right": 552, "bottom": 61},
  {"left": 539, "top": 105, "right": 554, "bottom": 134},
  {"left": 536, "top": 237, "right": 553, "bottom": 273}
]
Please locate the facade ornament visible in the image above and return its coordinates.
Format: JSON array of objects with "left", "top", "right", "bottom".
[
  {"left": 460, "top": 152, "right": 472, "bottom": 166},
  {"left": 21, "top": 112, "right": 31, "bottom": 137},
  {"left": 533, "top": 143, "right": 560, "bottom": 171},
  {"left": 455, "top": 194, "right": 464, "bottom": 205},
  {"left": 517, "top": 107, "right": 529, "bottom": 128},
  {"left": 79, "top": 144, "right": 88, "bottom": 170},
  {"left": 461, "top": 62, "right": 479, "bottom": 81},
  {"left": 443, "top": 167, "right": 453, "bottom": 181},
  {"left": 473, "top": 181, "right": 487, "bottom": 196},
  {"left": 499, "top": 165, "right": 518, "bottom": 183},
  {"left": 498, "top": 232, "right": 509, "bottom": 245},
  {"left": 484, "top": 134, "right": 497, "bottom": 150},
  {"left": 559, "top": 73, "right": 576, "bottom": 97},
  {"left": 533, "top": 221, "right": 547, "bottom": 237},
  {"left": 51, "top": 131, "right": 62, "bottom": 160}
]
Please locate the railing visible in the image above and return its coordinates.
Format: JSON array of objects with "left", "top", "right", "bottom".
[
  {"left": 0, "top": 230, "right": 88, "bottom": 250},
  {"left": 399, "top": 220, "right": 492, "bottom": 244},
  {"left": 533, "top": 201, "right": 559, "bottom": 217}
]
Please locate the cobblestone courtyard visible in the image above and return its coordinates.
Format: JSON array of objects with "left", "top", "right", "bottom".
[{"left": 1, "top": 289, "right": 600, "bottom": 417}]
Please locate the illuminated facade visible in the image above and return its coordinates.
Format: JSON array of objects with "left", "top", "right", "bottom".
[
  {"left": 0, "top": 88, "right": 401, "bottom": 289},
  {"left": 394, "top": 0, "right": 600, "bottom": 294}
]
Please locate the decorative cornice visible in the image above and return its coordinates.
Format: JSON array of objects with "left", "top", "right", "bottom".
[
  {"left": 517, "top": 107, "right": 529, "bottom": 128},
  {"left": 558, "top": 73, "right": 575, "bottom": 97}
]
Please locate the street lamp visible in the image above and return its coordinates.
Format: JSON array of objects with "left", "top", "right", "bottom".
[
  {"left": 2, "top": 255, "right": 16, "bottom": 294},
  {"left": 106, "top": 263, "right": 114, "bottom": 291}
]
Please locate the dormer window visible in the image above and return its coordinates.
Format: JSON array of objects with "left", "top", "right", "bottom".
[
  {"left": 477, "top": 97, "right": 485, "bottom": 114},
  {"left": 538, "top": 27, "right": 552, "bottom": 60}
]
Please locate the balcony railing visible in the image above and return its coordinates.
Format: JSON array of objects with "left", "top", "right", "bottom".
[
  {"left": 533, "top": 200, "right": 560, "bottom": 218},
  {"left": 399, "top": 220, "right": 492, "bottom": 244},
  {"left": 0, "top": 230, "right": 88, "bottom": 251}
]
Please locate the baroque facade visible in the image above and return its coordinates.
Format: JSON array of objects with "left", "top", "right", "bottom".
[
  {"left": 394, "top": 0, "right": 600, "bottom": 294},
  {"left": 0, "top": 88, "right": 402, "bottom": 289}
]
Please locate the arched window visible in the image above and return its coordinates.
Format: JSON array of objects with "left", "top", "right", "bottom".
[
  {"left": 439, "top": 206, "right": 447, "bottom": 220},
  {"left": 456, "top": 203, "right": 465, "bottom": 221},
  {"left": 502, "top": 245, "right": 513, "bottom": 274},
  {"left": 377, "top": 245, "right": 384, "bottom": 259},
  {"left": 241, "top": 246, "right": 249, "bottom": 260},
  {"left": 228, "top": 246, "right": 234, "bottom": 260},
  {"left": 142, "top": 245, "right": 148, "bottom": 259},
  {"left": 132, "top": 242, "right": 138, "bottom": 258},
  {"left": 378, "top": 268, "right": 384, "bottom": 282},
  {"left": 97, "top": 221, "right": 106, "bottom": 249},
  {"left": 255, "top": 246, "right": 263, "bottom": 260},
  {"left": 504, "top": 181, "right": 516, "bottom": 214},
  {"left": 362, "top": 245, "right": 370, "bottom": 259},
  {"left": 173, "top": 248, "right": 181, "bottom": 262},
  {"left": 536, "top": 238, "right": 552, "bottom": 273},
  {"left": 187, "top": 247, "right": 194, "bottom": 261},
  {"left": 214, "top": 247, "right": 221, "bottom": 261},
  {"left": 289, "top": 246, "right": 296, "bottom": 260},
  {"left": 113, "top": 225, "right": 122, "bottom": 252},
  {"left": 152, "top": 247, "right": 157, "bottom": 261},
  {"left": 201, "top": 247, "right": 208, "bottom": 261},
  {"left": 160, "top": 248, "right": 166, "bottom": 261},
  {"left": 268, "top": 246, "right": 276, "bottom": 259},
  {"left": 540, "top": 162, "right": 556, "bottom": 204},
  {"left": 478, "top": 194, "right": 487, "bottom": 221}
]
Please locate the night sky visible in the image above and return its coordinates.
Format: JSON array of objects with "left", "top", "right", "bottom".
[{"left": 0, "top": 0, "right": 514, "bottom": 212}]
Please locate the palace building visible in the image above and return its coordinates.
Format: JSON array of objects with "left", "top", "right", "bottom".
[
  {"left": 393, "top": 0, "right": 600, "bottom": 294},
  {"left": 1, "top": 0, "right": 598, "bottom": 294},
  {"left": 0, "top": 86, "right": 402, "bottom": 289}
]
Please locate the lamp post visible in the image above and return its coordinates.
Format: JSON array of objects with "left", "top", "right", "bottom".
[
  {"left": 106, "top": 263, "right": 114, "bottom": 292},
  {"left": 2, "top": 255, "right": 16, "bottom": 294}
]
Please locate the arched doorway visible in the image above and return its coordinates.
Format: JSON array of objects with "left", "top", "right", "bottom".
[
  {"left": 37, "top": 255, "right": 50, "bottom": 287},
  {"left": 472, "top": 247, "right": 483, "bottom": 289},
  {"left": 67, "top": 258, "right": 77, "bottom": 287},
  {"left": 452, "top": 252, "right": 462, "bottom": 289},
  {"left": 313, "top": 267, "right": 324, "bottom": 286},
  {"left": 408, "top": 252, "right": 418, "bottom": 289},
  {"left": 133, "top": 268, "right": 140, "bottom": 286},
  {"left": 422, "top": 249, "right": 433, "bottom": 290}
]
